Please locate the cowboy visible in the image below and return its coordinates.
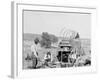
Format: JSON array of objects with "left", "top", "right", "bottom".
[
  {"left": 31, "top": 39, "right": 39, "bottom": 69},
  {"left": 44, "top": 51, "right": 52, "bottom": 67}
]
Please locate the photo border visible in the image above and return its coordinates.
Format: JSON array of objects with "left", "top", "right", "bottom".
[{"left": 11, "top": 1, "right": 97, "bottom": 78}]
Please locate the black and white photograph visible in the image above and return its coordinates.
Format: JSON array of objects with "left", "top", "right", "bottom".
[{"left": 23, "top": 10, "right": 91, "bottom": 69}]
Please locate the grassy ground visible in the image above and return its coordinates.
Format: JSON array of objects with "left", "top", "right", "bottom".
[{"left": 23, "top": 39, "right": 91, "bottom": 69}]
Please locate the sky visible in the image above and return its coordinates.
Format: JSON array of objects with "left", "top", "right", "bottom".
[{"left": 23, "top": 10, "right": 91, "bottom": 39}]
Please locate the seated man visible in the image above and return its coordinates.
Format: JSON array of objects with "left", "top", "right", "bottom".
[{"left": 43, "top": 51, "right": 52, "bottom": 67}]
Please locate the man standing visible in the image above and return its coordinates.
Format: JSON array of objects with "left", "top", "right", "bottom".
[{"left": 31, "top": 38, "right": 39, "bottom": 69}]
